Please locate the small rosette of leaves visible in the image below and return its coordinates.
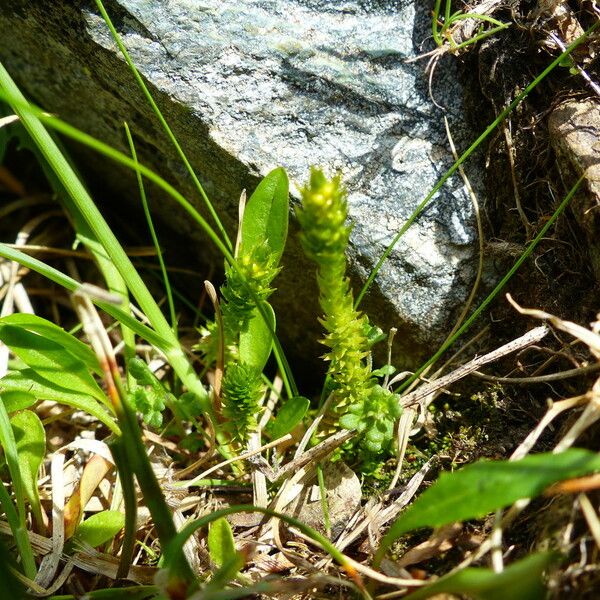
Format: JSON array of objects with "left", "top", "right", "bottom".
[
  {"left": 221, "top": 362, "right": 264, "bottom": 442},
  {"left": 128, "top": 357, "right": 172, "bottom": 429},
  {"left": 339, "top": 385, "right": 402, "bottom": 454}
]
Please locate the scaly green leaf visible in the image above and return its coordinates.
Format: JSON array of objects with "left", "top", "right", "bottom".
[
  {"left": 265, "top": 395, "right": 309, "bottom": 440},
  {"left": 377, "top": 449, "right": 600, "bottom": 562},
  {"left": 73, "top": 510, "right": 125, "bottom": 548},
  {"left": 240, "top": 167, "right": 289, "bottom": 263},
  {"left": 10, "top": 410, "right": 45, "bottom": 530},
  {"left": 208, "top": 517, "right": 237, "bottom": 569},
  {"left": 406, "top": 552, "right": 556, "bottom": 600},
  {"left": 1, "top": 369, "right": 119, "bottom": 434},
  {"left": 0, "top": 323, "right": 105, "bottom": 404}
]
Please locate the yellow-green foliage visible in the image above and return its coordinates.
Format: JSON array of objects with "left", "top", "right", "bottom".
[
  {"left": 221, "top": 243, "right": 279, "bottom": 334},
  {"left": 297, "top": 169, "right": 401, "bottom": 455},
  {"left": 221, "top": 361, "right": 264, "bottom": 441},
  {"left": 297, "top": 170, "right": 373, "bottom": 414}
]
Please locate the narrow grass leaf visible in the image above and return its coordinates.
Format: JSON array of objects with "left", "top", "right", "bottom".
[
  {"left": 356, "top": 21, "right": 599, "bottom": 309},
  {"left": 125, "top": 122, "right": 177, "bottom": 336},
  {"left": 406, "top": 552, "right": 556, "bottom": 600},
  {"left": 1, "top": 369, "right": 119, "bottom": 434},
  {"left": 376, "top": 449, "right": 600, "bottom": 562},
  {"left": 239, "top": 302, "right": 275, "bottom": 372},
  {"left": 208, "top": 517, "right": 237, "bottom": 569},
  {"left": 265, "top": 395, "right": 310, "bottom": 439},
  {"left": 164, "top": 505, "right": 353, "bottom": 583},
  {"left": 240, "top": 167, "right": 289, "bottom": 262},
  {"left": 0, "top": 323, "right": 105, "bottom": 403},
  {"left": 0, "top": 313, "right": 101, "bottom": 375},
  {"left": 73, "top": 510, "right": 125, "bottom": 548},
  {"left": 10, "top": 409, "right": 45, "bottom": 529},
  {"left": 95, "top": 0, "right": 231, "bottom": 251}
]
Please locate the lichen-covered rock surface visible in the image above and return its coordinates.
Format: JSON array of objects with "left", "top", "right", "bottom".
[{"left": 0, "top": 0, "right": 479, "bottom": 368}]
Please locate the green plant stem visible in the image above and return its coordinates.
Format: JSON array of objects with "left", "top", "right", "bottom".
[
  {"left": 110, "top": 440, "right": 137, "bottom": 580},
  {"left": 432, "top": 0, "right": 443, "bottom": 46},
  {"left": 94, "top": 0, "right": 232, "bottom": 253},
  {"left": 110, "top": 377, "right": 196, "bottom": 592},
  {"left": 397, "top": 174, "right": 585, "bottom": 394},
  {"left": 355, "top": 20, "right": 599, "bottom": 309},
  {"left": 316, "top": 464, "right": 331, "bottom": 538}
]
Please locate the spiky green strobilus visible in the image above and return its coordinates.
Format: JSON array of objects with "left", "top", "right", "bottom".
[
  {"left": 198, "top": 168, "right": 290, "bottom": 445},
  {"left": 221, "top": 361, "right": 264, "bottom": 442},
  {"left": 297, "top": 169, "right": 401, "bottom": 456}
]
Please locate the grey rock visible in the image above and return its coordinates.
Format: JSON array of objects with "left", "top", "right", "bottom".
[{"left": 0, "top": 0, "right": 478, "bottom": 370}]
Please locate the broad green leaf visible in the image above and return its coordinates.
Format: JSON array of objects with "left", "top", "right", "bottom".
[
  {"left": 10, "top": 410, "right": 45, "bottom": 528},
  {"left": 239, "top": 302, "right": 275, "bottom": 373},
  {"left": 378, "top": 449, "right": 600, "bottom": 560},
  {"left": 406, "top": 552, "right": 556, "bottom": 600},
  {"left": 265, "top": 396, "right": 310, "bottom": 440},
  {"left": 208, "top": 517, "right": 236, "bottom": 569},
  {"left": 0, "top": 399, "right": 36, "bottom": 578},
  {"left": 73, "top": 510, "right": 125, "bottom": 548},
  {"left": 240, "top": 167, "right": 289, "bottom": 263},
  {"left": 0, "top": 323, "right": 105, "bottom": 403},
  {"left": 1, "top": 369, "right": 119, "bottom": 434},
  {"left": 2, "top": 390, "right": 36, "bottom": 413},
  {"left": 0, "top": 314, "right": 101, "bottom": 375}
]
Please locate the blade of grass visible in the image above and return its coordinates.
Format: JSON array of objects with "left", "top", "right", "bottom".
[
  {"left": 355, "top": 20, "right": 599, "bottom": 309},
  {"left": 94, "top": 0, "right": 232, "bottom": 253},
  {"left": 72, "top": 290, "right": 196, "bottom": 592},
  {"left": 124, "top": 122, "right": 177, "bottom": 337},
  {"left": 0, "top": 244, "right": 169, "bottom": 350},
  {"left": 109, "top": 440, "right": 137, "bottom": 580}
]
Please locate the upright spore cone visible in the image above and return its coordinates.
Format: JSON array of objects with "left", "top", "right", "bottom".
[{"left": 296, "top": 169, "right": 372, "bottom": 423}]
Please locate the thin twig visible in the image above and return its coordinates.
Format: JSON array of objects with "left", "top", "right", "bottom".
[{"left": 400, "top": 326, "right": 549, "bottom": 409}]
